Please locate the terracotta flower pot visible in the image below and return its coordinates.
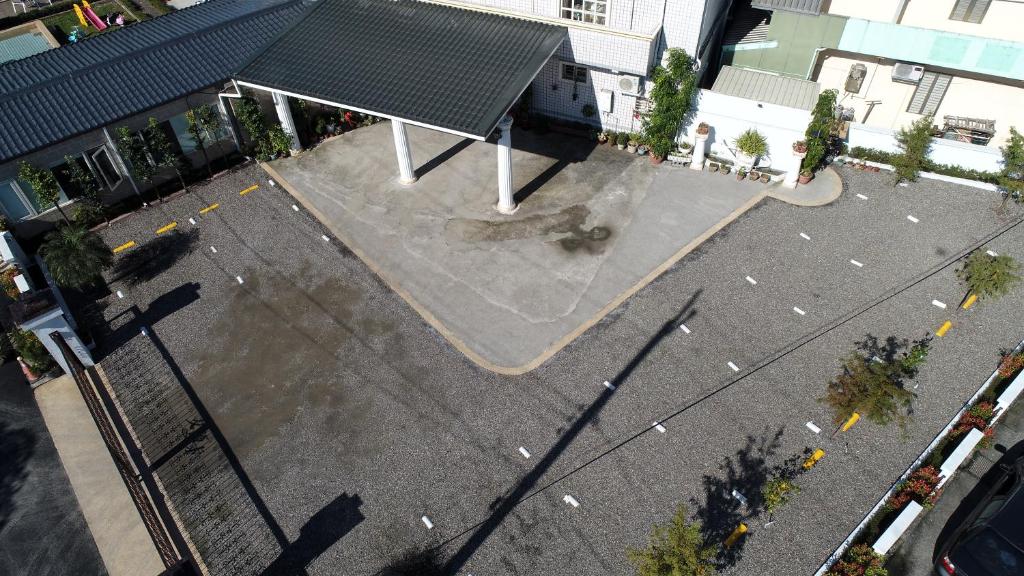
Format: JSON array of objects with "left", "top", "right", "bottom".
[
  {"left": 798, "top": 173, "right": 814, "bottom": 185},
  {"left": 649, "top": 154, "right": 664, "bottom": 165}
]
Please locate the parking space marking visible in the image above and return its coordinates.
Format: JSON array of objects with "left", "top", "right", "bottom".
[
  {"left": 199, "top": 203, "right": 220, "bottom": 214},
  {"left": 603, "top": 380, "right": 616, "bottom": 390},
  {"left": 236, "top": 276, "right": 244, "bottom": 285},
  {"left": 731, "top": 489, "right": 748, "bottom": 506},
  {"left": 856, "top": 193, "right": 868, "bottom": 200},
  {"left": 932, "top": 300, "right": 947, "bottom": 309},
  {"left": 679, "top": 324, "right": 691, "bottom": 334},
  {"left": 210, "top": 246, "right": 218, "bottom": 253},
  {"left": 292, "top": 204, "right": 300, "bottom": 212},
  {"left": 188, "top": 217, "right": 197, "bottom": 225},
  {"left": 653, "top": 422, "right": 666, "bottom": 433},
  {"left": 112, "top": 241, "right": 136, "bottom": 254},
  {"left": 116, "top": 290, "right": 124, "bottom": 299},
  {"left": 728, "top": 361, "right": 740, "bottom": 372},
  {"left": 156, "top": 222, "right": 177, "bottom": 235},
  {"left": 849, "top": 259, "right": 864, "bottom": 268},
  {"left": 986, "top": 250, "right": 998, "bottom": 257},
  {"left": 321, "top": 235, "right": 330, "bottom": 242},
  {"left": 563, "top": 495, "right": 579, "bottom": 508},
  {"left": 805, "top": 421, "right": 821, "bottom": 434},
  {"left": 799, "top": 232, "right": 811, "bottom": 240},
  {"left": 906, "top": 215, "right": 919, "bottom": 223},
  {"left": 518, "top": 446, "right": 531, "bottom": 459},
  {"left": 421, "top": 516, "right": 434, "bottom": 529},
  {"left": 745, "top": 276, "right": 757, "bottom": 285},
  {"left": 793, "top": 307, "right": 806, "bottom": 316},
  {"left": 239, "top": 184, "right": 259, "bottom": 196},
  {"left": 936, "top": 320, "right": 952, "bottom": 337}
]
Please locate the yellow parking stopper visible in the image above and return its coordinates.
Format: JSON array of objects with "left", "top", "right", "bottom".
[
  {"left": 724, "top": 523, "right": 747, "bottom": 548},
  {"left": 936, "top": 320, "right": 952, "bottom": 337},
  {"left": 962, "top": 294, "right": 977, "bottom": 310},
  {"left": 112, "top": 240, "right": 136, "bottom": 254},
  {"left": 803, "top": 448, "right": 825, "bottom": 470},
  {"left": 841, "top": 412, "right": 860, "bottom": 432}
]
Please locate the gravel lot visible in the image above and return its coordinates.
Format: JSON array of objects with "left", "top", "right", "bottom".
[{"left": 88, "top": 163, "right": 1024, "bottom": 575}]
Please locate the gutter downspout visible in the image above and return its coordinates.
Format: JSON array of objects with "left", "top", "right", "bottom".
[{"left": 806, "top": 47, "right": 827, "bottom": 80}]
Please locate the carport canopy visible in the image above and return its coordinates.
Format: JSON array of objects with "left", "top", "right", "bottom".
[{"left": 234, "top": 0, "right": 567, "bottom": 213}]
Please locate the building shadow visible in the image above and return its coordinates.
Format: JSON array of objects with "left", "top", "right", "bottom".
[
  {"left": 416, "top": 138, "right": 474, "bottom": 179},
  {"left": 0, "top": 421, "right": 35, "bottom": 534},
  {"left": 261, "top": 493, "right": 365, "bottom": 576},
  {"left": 109, "top": 229, "right": 200, "bottom": 287},
  {"left": 438, "top": 290, "right": 702, "bottom": 574},
  {"left": 96, "top": 282, "right": 201, "bottom": 356}
]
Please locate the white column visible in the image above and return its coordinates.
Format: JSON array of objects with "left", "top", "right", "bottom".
[
  {"left": 690, "top": 132, "right": 708, "bottom": 171},
  {"left": 496, "top": 115, "right": 516, "bottom": 215},
  {"left": 391, "top": 120, "right": 417, "bottom": 185},
  {"left": 272, "top": 92, "right": 301, "bottom": 153},
  {"left": 19, "top": 307, "right": 94, "bottom": 375},
  {"left": 785, "top": 148, "right": 807, "bottom": 189}
]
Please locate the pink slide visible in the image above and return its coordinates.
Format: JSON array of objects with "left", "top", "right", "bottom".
[{"left": 82, "top": 6, "right": 108, "bottom": 31}]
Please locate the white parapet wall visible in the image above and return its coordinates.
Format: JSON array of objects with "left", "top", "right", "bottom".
[
  {"left": 995, "top": 370, "right": 1024, "bottom": 419},
  {"left": 872, "top": 501, "right": 923, "bottom": 556},
  {"left": 939, "top": 428, "right": 986, "bottom": 486},
  {"left": 847, "top": 123, "right": 1004, "bottom": 173}
]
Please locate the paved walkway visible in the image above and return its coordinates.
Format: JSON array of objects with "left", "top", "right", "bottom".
[
  {"left": 267, "top": 122, "right": 817, "bottom": 372},
  {"left": 34, "top": 375, "right": 164, "bottom": 576}
]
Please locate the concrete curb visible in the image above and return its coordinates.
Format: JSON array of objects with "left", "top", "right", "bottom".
[
  {"left": 262, "top": 161, "right": 768, "bottom": 375},
  {"left": 766, "top": 166, "right": 843, "bottom": 207}
]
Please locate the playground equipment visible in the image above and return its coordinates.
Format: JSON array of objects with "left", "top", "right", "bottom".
[
  {"left": 80, "top": 1, "right": 108, "bottom": 31},
  {"left": 73, "top": 3, "right": 88, "bottom": 27}
]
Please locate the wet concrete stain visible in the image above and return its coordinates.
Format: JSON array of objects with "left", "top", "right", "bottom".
[{"left": 446, "top": 204, "right": 612, "bottom": 254}]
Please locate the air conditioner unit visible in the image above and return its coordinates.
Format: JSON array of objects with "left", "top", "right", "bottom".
[
  {"left": 891, "top": 63, "right": 925, "bottom": 84},
  {"left": 845, "top": 63, "right": 867, "bottom": 94},
  {"left": 618, "top": 74, "right": 641, "bottom": 95}
]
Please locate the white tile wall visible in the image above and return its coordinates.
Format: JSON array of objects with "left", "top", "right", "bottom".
[{"left": 531, "top": 59, "right": 642, "bottom": 132}]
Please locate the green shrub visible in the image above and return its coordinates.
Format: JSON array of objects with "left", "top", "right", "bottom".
[
  {"left": 847, "top": 147, "right": 1001, "bottom": 184},
  {"left": 999, "top": 126, "right": 1024, "bottom": 198},
  {"left": 8, "top": 329, "right": 54, "bottom": 375},
  {"left": 617, "top": 132, "right": 629, "bottom": 146},
  {"left": 735, "top": 129, "right": 768, "bottom": 158},
  {"left": 627, "top": 504, "right": 717, "bottom": 576},
  {"left": 642, "top": 48, "right": 698, "bottom": 160},
  {"left": 892, "top": 115, "right": 934, "bottom": 185},
  {"left": 802, "top": 89, "right": 838, "bottom": 172},
  {"left": 826, "top": 544, "right": 888, "bottom": 576}
]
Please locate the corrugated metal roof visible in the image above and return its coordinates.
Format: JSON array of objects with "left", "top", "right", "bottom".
[
  {"left": 235, "top": 0, "right": 567, "bottom": 139},
  {"left": 712, "top": 65, "right": 820, "bottom": 110},
  {"left": 0, "top": 0, "right": 307, "bottom": 163},
  {"left": 750, "top": 0, "right": 825, "bottom": 15}
]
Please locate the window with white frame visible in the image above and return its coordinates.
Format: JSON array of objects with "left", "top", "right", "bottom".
[
  {"left": 561, "top": 63, "right": 588, "bottom": 84},
  {"left": 560, "top": 0, "right": 607, "bottom": 25},
  {"left": 949, "top": 0, "right": 991, "bottom": 23}
]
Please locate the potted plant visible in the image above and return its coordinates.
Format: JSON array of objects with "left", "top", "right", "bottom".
[
  {"left": 736, "top": 167, "right": 746, "bottom": 181},
  {"left": 748, "top": 170, "right": 760, "bottom": 181},
  {"left": 679, "top": 141, "right": 693, "bottom": 154},
  {"left": 627, "top": 134, "right": 639, "bottom": 154},
  {"left": 793, "top": 141, "right": 808, "bottom": 154},
  {"left": 735, "top": 128, "right": 768, "bottom": 169},
  {"left": 650, "top": 138, "right": 672, "bottom": 165},
  {"left": 597, "top": 131, "right": 609, "bottom": 144},
  {"left": 637, "top": 143, "right": 649, "bottom": 156},
  {"left": 721, "top": 165, "right": 731, "bottom": 175},
  {"left": 696, "top": 122, "right": 710, "bottom": 136},
  {"left": 616, "top": 133, "right": 627, "bottom": 150},
  {"left": 798, "top": 169, "right": 814, "bottom": 185},
  {"left": 760, "top": 173, "right": 771, "bottom": 183},
  {"left": 708, "top": 162, "right": 719, "bottom": 173}
]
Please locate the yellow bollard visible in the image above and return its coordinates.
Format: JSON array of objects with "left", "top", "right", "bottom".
[
  {"left": 112, "top": 240, "right": 136, "bottom": 254},
  {"left": 155, "top": 222, "right": 177, "bottom": 235},
  {"left": 962, "top": 294, "right": 977, "bottom": 310},
  {"left": 936, "top": 320, "right": 952, "bottom": 337},
  {"left": 724, "top": 523, "right": 747, "bottom": 548},
  {"left": 841, "top": 412, "right": 861, "bottom": 432},
  {"left": 239, "top": 184, "right": 259, "bottom": 196},
  {"left": 803, "top": 448, "right": 825, "bottom": 470},
  {"left": 199, "top": 203, "right": 220, "bottom": 214}
]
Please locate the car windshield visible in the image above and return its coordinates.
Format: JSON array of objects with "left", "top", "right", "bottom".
[{"left": 952, "top": 528, "right": 1024, "bottom": 575}]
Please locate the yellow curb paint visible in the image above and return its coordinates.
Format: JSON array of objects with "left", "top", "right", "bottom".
[
  {"left": 962, "top": 294, "right": 977, "bottom": 310},
  {"left": 112, "top": 240, "right": 136, "bottom": 254},
  {"left": 936, "top": 320, "right": 952, "bottom": 337},
  {"left": 155, "top": 222, "right": 177, "bottom": 235},
  {"left": 199, "top": 203, "right": 220, "bottom": 214},
  {"left": 239, "top": 184, "right": 259, "bottom": 196},
  {"left": 724, "top": 523, "right": 748, "bottom": 548},
  {"left": 841, "top": 412, "right": 860, "bottom": 432},
  {"left": 803, "top": 448, "right": 825, "bottom": 470}
]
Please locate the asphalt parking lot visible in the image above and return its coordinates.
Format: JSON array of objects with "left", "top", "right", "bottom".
[{"left": 89, "top": 163, "right": 1024, "bottom": 575}]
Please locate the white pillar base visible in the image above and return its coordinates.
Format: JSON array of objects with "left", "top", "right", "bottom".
[
  {"left": 691, "top": 133, "right": 708, "bottom": 171},
  {"left": 784, "top": 149, "right": 807, "bottom": 189},
  {"left": 496, "top": 115, "right": 516, "bottom": 214},
  {"left": 391, "top": 120, "right": 418, "bottom": 185},
  {"left": 272, "top": 92, "right": 302, "bottom": 153}
]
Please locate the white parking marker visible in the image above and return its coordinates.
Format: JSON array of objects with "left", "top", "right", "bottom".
[
  {"left": 421, "top": 516, "right": 434, "bottom": 529},
  {"left": 140, "top": 327, "right": 149, "bottom": 336},
  {"left": 799, "top": 232, "right": 811, "bottom": 240},
  {"left": 268, "top": 179, "right": 277, "bottom": 187},
  {"left": 745, "top": 276, "right": 757, "bottom": 285},
  {"left": 806, "top": 421, "right": 821, "bottom": 434},
  {"left": 116, "top": 290, "right": 124, "bottom": 299},
  {"left": 728, "top": 361, "right": 740, "bottom": 372},
  {"left": 932, "top": 300, "right": 947, "bottom": 309},
  {"left": 518, "top": 446, "right": 531, "bottom": 459},
  {"left": 899, "top": 182, "right": 909, "bottom": 187},
  {"left": 731, "top": 489, "right": 748, "bottom": 506},
  {"left": 292, "top": 204, "right": 300, "bottom": 212},
  {"left": 210, "top": 246, "right": 218, "bottom": 253},
  {"left": 679, "top": 324, "right": 691, "bottom": 334},
  {"left": 188, "top": 217, "right": 197, "bottom": 225},
  {"left": 321, "top": 235, "right": 330, "bottom": 242},
  {"left": 653, "top": 422, "right": 666, "bottom": 433},
  {"left": 603, "top": 380, "right": 616, "bottom": 390},
  {"left": 793, "top": 306, "right": 806, "bottom": 316},
  {"left": 872, "top": 355, "right": 884, "bottom": 364},
  {"left": 906, "top": 215, "right": 919, "bottom": 223},
  {"left": 856, "top": 193, "right": 868, "bottom": 200},
  {"left": 563, "top": 495, "right": 579, "bottom": 508},
  {"left": 987, "top": 250, "right": 998, "bottom": 257},
  {"left": 236, "top": 276, "right": 244, "bottom": 284},
  {"left": 850, "top": 259, "right": 864, "bottom": 267}
]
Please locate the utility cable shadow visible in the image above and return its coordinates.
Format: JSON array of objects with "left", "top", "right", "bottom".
[{"left": 440, "top": 290, "right": 702, "bottom": 573}]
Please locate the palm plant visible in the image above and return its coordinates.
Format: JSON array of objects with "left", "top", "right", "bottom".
[{"left": 41, "top": 224, "right": 113, "bottom": 288}]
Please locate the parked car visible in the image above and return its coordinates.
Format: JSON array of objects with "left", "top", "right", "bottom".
[{"left": 935, "top": 452, "right": 1024, "bottom": 575}]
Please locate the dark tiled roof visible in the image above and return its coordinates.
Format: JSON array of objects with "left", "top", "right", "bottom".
[
  {"left": 0, "top": 0, "right": 307, "bottom": 163},
  {"left": 235, "top": 0, "right": 567, "bottom": 139}
]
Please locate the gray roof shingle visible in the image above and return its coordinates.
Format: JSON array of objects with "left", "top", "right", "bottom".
[
  {"left": 750, "top": 0, "right": 825, "bottom": 15},
  {"left": 0, "top": 0, "right": 307, "bottom": 163},
  {"left": 712, "top": 65, "right": 820, "bottom": 110},
  {"left": 235, "top": 0, "right": 567, "bottom": 139}
]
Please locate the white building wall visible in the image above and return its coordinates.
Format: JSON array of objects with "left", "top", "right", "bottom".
[
  {"left": 847, "top": 122, "right": 1004, "bottom": 172},
  {"left": 828, "top": 0, "right": 1024, "bottom": 42},
  {"left": 531, "top": 59, "right": 641, "bottom": 132}
]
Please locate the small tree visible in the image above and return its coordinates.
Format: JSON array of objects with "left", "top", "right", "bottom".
[
  {"left": 999, "top": 126, "right": 1024, "bottom": 210},
  {"left": 192, "top": 104, "right": 228, "bottom": 169},
  {"left": 8, "top": 329, "right": 54, "bottom": 374},
  {"left": 892, "top": 115, "right": 934, "bottom": 185},
  {"left": 801, "top": 89, "right": 838, "bottom": 172},
  {"left": 627, "top": 504, "right": 717, "bottom": 576},
  {"left": 41, "top": 223, "right": 113, "bottom": 288},
  {"left": 144, "top": 117, "right": 189, "bottom": 192},
  {"left": 266, "top": 123, "right": 295, "bottom": 158},
  {"left": 956, "top": 249, "right": 1021, "bottom": 303},
  {"left": 235, "top": 95, "right": 269, "bottom": 158},
  {"left": 185, "top": 108, "right": 214, "bottom": 178},
  {"left": 17, "top": 162, "right": 68, "bottom": 222},
  {"left": 63, "top": 155, "right": 107, "bottom": 227},
  {"left": 822, "top": 352, "right": 914, "bottom": 429},
  {"left": 115, "top": 126, "right": 158, "bottom": 200},
  {"left": 762, "top": 476, "right": 799, "bottom": 520},
  {"left": 642, "top": 48, "right": 698, "bottom": 160}
]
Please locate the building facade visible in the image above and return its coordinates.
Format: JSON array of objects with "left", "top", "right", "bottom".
[
  {"left": 721, "top": 0, "right": 1024, "bottom": 149},
  {"left": 433, "top": 0, "right": 734, "bottom": 133}
]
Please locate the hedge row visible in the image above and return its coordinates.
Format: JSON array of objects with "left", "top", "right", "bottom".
[{"left": 847, "top": 146, "right": 1001, "bottom": 184}]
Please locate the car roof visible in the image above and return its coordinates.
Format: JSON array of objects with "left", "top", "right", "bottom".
[{"left": 990, "top": 486, "right": 1024, "bottom": 549}]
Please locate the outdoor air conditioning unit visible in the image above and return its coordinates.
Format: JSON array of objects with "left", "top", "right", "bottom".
[
  {"left": 618, "top": 74, "right": 641, "bottom": 95},
  {"left": 891, "top": 63, "right": 925, "bottom": 84},
  {"left": 845, "top": 63, "right": 867, "bottom": 94}
]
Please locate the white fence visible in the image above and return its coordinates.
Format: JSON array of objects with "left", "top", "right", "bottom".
[
  {"left": 680, "top": 90, "right": 809, "bottom": 170},
  {"left": 847, "top": 123, "right": 1004, "bottom": 173}
]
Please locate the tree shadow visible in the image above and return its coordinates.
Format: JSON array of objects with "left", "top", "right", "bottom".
[
  {"left": 109, "top": 229, "right": 200, "bottom": 286},
  {"left": 375, "top": 546, "right": 447, "bottom": 576},
  {"left": 691, "top": 427, "right": 808, "bottom": 569},
  {"left": 439, "top": 290, "right": 702, "bottom": 574},
  {"left": 261, "top": 493, "right": 364, "bottom": 576},
  {"left": 855, "top": 334, "right": 909, "bottom": 366},
  {"left": 0, "top": 421, "right": 35, "bottom": 533}
]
